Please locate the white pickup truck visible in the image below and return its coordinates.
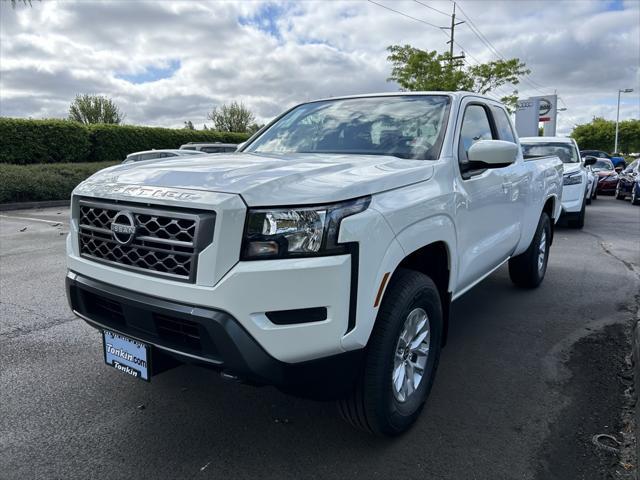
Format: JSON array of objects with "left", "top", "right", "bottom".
[{"left": 66, "top": 92, "right": 562, "bottom": 436}]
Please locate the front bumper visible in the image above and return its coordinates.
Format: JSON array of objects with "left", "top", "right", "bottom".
[
  {"left": 597, "top": 178, "right": 618, "bottom": 193},
  {"left": 67, "top": 272, "right": 364, "bottom": 399},
  {"left": 561, "top": 183, "right": 585, "bottom": 214},
  {"left": 67, "top": 241, "right": 353, "bottom": 363}
]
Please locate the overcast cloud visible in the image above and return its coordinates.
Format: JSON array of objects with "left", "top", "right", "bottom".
[{"left": 1, "top": 0, "right": 638, "bottom": 135}]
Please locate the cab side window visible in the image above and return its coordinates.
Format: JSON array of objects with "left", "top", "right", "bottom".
[
  {"left": 458, "top": 104, "right": 494, "bottom": 163},
  {"left": 492, "top": 107, "right": 516, "bottom": 143}
]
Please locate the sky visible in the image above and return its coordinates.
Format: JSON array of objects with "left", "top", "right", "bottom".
[{"left": 1, "top": 0, "right": 639, "bottom": 136}]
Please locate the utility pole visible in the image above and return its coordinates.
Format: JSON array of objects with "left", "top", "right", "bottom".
[{"left": 442, "top": 2, "right": 466, "bottom": 67}]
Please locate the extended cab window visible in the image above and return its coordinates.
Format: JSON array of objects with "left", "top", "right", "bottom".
[{"left": 458, "top": 104, "right": 494, "bottom": 162}]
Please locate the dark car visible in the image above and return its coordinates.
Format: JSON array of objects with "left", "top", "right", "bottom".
[
  {"left": 581, "top": 149, "right": 626, "bottom": 170},
  {"left": 590, "top": 158, "right": 619, "bottom": 194},
  {"left": 616, "top": 159, "right": 640, "bottom": 205}
]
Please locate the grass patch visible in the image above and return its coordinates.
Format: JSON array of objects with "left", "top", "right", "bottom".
[{"left": 0, "top": 161, "right": 118, "bottom": 203}]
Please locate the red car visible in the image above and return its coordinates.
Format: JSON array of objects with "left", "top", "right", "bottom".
[{"left": 591, "top": 158, "right": 618, "bottom": 194}]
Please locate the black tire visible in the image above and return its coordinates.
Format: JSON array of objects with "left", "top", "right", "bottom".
[
  {"left": 586, "top": 195, "right": 591, "bottom": 205},
  {"left": 615, "top": 184, "right": 625, "bottom": 200},
  {"left": 593, "top": 189, "right": 598, "bottom": 200},
  {"left": 567, "top": 200, "right": 585, "bottom": 229},
  {"left": 338, "top": 269, "right": 443, "bottom": 436},
  {"left": 632, "top": 184, "right": 640, "bottom": 205},
  {"left": 508, "top": 212, "right": 551, "bottom": 289}
]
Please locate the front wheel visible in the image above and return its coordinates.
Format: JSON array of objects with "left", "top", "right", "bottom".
[
  {"left": 338, "top": 269, "right": 443, "bottom": 436},
  {"left": 615, "top": 184, "right": 626, "bottom": 200},
  {"left": 509, "top": 212, "right": 551, "bottom": 288},
  {"left": 567, "top": 199, "right": 586, "bottom": 229}
]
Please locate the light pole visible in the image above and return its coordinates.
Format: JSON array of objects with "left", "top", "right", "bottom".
[{"left": 615, "top": 88, "right": 634, "bottom": 153}]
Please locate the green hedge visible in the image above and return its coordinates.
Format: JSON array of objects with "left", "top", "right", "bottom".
[
  {"left": 0, "top": 117, "right": 250, "bottom": 165},
  {"left": 0, "top": 118, "right": 92, "bottom": 165},
  {"left": 0, "top": 162, "right": 117, "bottom": 203},
  {"left": 88, "top": 124, "right": 248, "bottom": 162}
]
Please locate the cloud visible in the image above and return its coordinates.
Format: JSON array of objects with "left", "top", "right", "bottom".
[{"left": 0, "top": 0, "right": 638, "bottom": 136}]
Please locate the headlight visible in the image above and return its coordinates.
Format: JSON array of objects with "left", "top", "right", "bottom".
[
  {"left": 242, "top": 197, "right": 370, "bottom": 260},
  {"left": 563, "top": 172, "right": 583, "bottom": 185}
]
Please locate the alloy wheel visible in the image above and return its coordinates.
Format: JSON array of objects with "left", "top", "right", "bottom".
[{"left": 392, "top": 307, "right": 431, "bottom": 403}]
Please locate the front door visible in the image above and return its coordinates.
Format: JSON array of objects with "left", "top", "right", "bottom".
[{"left": 453, "top": 100, "right": 521, "bottom": 293}]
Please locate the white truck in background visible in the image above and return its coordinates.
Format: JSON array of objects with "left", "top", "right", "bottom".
[
  {"left": 66, "top": 92, "right": 562, "bottom": 436},
  {"left": 521, "top": 136, "right": 597, "bottom": 228}
]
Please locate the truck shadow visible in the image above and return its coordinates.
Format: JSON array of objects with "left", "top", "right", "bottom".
[{"left": 102, "top": 250, "right": 630, "bottom": 479}]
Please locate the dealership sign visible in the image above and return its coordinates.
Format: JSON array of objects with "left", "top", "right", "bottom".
[{"left": 515, "top": 94, "right": 558, "bottom": 137}]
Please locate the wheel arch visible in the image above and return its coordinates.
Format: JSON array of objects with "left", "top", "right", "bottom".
[
  {"left": 542, "top": 195, "right": 557, "bottom": 244},
  {"left": 387, "top": 241, "right": 452, "bottom": 346}
]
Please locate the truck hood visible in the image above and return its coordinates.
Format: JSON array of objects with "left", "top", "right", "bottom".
[{"left": 87, "top": 153, "right": 434, "bottom": 206}]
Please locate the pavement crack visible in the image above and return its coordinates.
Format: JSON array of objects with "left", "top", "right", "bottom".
[
  {"left": 581, "top": 229, "right": 640, "bottom": 279},
  {"left": 0, "top": 300, "right": 56, "bottom": 321}
]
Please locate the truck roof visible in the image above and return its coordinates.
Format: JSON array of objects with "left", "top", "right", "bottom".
[{"left": 309, "top": 91, "right": 499, "bottom": 104}]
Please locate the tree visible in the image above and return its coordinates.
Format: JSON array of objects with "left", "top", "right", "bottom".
[
  {"left": 10, "top": 0, "right": 35, "bottom": 7},
  {"left": 183, "top": 120, "right": 195, "bottom": 130},
  {"left": 68, "top": 94, "right": 125, "bottom": 124},
  {"left": 207, "top": 101, "right": 255, "bottom": 133},
  {"left": 386, "top": 45, "right": 530, "bottom": 112},
  {"left": 571, "top": 117, "right": 640, "bottom": 153},
  {"left": 247, "top": 123, "right": 264, "bottom": 135}
]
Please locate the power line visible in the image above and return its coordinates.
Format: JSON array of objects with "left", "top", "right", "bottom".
[
  {"left": 455, "top": 2, "right": 506, "bottom": 60},
  {"left": 454, "top": 1, "right": 553, "bottom": 96},
  {"left": 412, "top": 0, "right": 451, "bottom": 18},
  {"left": 369, "top": 0, "right": 545, "bottom": 103},
  {"left": 367, "top": 0, "right": 444, "bottom": 30}
]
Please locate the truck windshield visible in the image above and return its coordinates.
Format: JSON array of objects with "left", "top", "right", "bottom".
[
  {"left": 521, "top": 142, "right": 579, "bottom": 163},
  {"left": 245, "top": 95, "right": 451, "bottom": 160}
]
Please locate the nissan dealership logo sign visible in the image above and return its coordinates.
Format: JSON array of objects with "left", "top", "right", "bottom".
[
  {"left": 110, "top": 211, "right": 137, "bottom": 245},
  {"left": 539, "top": 98, "right": 552, "bottom": 117}
]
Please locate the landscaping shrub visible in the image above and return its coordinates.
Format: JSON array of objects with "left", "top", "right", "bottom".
[
  {"left": 88, "top": 124, "right": 248, "bottom": 162},
  {"left": 0, "top": 162, "right": 117, "bottom": 203},
  {"left": 0, "top": 118, "right": 91, "bottom": 165},
  {"left": 0, "top": 117, "right": 251, "bottom": 164}
]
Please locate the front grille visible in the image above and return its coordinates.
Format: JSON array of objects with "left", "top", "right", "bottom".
[{"left": 77, "top": 199, "right": 215, "bottom": 282}]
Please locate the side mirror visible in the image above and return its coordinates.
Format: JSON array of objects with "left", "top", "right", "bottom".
[
  {"left": 467, "top": 140, "right": 518, "bottom": 167},
  {"left": 583, "top": 156, "right": 597, "bottom": 167}
]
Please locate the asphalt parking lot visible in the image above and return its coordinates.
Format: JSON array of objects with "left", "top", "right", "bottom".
[{"left": 1, "top": 196, "right": 639, "bottom": 480}]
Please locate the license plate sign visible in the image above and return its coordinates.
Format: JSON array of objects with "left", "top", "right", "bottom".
[{"left": 103, "top": 330, "right": 150, "bottom": 381}]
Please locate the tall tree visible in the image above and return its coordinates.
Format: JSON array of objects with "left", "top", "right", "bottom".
[
  {"left": 207, "top": 101, "right": 255, "bottom": 133},
  {"left": 183, "top": 120, "right": 195, "bottom": 130},
  {"left": 386, "top": 45, "right": 530, "bottom": 112},
  {"left": 68, "top": 94, "right": 125, "bottom": 124},
  {"left": 571, "top": 117, "right": 640, "bottom": 153}
]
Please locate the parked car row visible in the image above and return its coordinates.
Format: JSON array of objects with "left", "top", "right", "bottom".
[
  {"left": 581, "top": 156, "right": 639, "bottom": 206},
  {"left": 122, "top": 142, "right": 239, "bottom": 163},
  {"left": 615, "top": 159, "right": 640, "bottom": 205}
]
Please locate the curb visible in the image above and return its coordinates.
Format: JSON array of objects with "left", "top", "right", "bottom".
[{"left": 0, "top": 200, "right": 70, "bottom": 211}]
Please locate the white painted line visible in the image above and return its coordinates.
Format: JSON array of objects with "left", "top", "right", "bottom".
[{"left": 0, "top": 214, "right": 68, "bottom": 226}]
